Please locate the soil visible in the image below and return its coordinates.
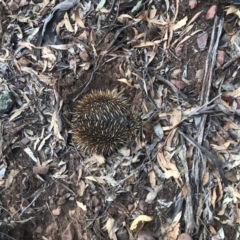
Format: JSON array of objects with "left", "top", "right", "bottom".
[{"left": 0, "top": 0, "right": 239, "bottom": 240}]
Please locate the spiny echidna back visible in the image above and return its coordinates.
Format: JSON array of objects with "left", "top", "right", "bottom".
[{"left": 71, "top": 91, "right": 140, "bottom": 155}]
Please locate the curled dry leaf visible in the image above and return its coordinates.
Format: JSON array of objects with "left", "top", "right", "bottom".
[
  {"left": 5, "top": 169, "right": 19, "bottom": 189},
  {"left": 105, "top": 218, "right": 117, "bottom": 240},
  {"left": 75, "top": 7, "right": 85, "bottom": 28},
  {"left": 64, "top": 12, "right": 74, "bottom": 32},
  {"left": 173, "top": 16, "right": 188, "bottom": 31},
  {"left": 130, "top": 215, "right": 153, "bottom": 231},
  {"left": 206, "top": 5, "right": 217, "bottom": 20}
]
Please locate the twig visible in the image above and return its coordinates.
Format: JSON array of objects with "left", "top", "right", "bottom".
[
  {"left": 179, "top": 137, "right": 196, "bottom": 234},
  {"left": 178, "top": 129, "right": 228, "bottom": 186},
  {"left": 197, "top": 17, "right": 224, "bottom": 144},
  {"left": 73, "top": 55, "right": 103, "bottom": 101}
]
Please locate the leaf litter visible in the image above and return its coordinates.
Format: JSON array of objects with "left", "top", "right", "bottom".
[{"left": 1, "top": 0, "right": 240, "bottom": 240}]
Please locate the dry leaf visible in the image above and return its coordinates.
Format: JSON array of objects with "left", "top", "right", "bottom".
[
  {"left": 85, "top": 176, "right": 106, "bottom": 184},
  {"left": 117, "top": 78, "right": 133, "bottom": 88},
  {"left": 211, "top": 186, "right": 217, "bottom": 209},
  {"left": 76, "top": 180, "right": 86, "bottom": 196},
  {"left": 24, "top": 147, "right": 38, "bottom": 162},
  {"left": 5, "top": 169, "right": 19, "bottom": 189},
  {"left": 167, "top": 223, "right": 180, "bottom": 240},
  {"left": 229, "top": 185, "right": 240, "bottom": 199},
  {"left": 230, "top": 87, "right": 240, "bottom": 98},
  {"left": 130, "top": 215, "right": 153, "bottom": 231},
  {"left": 105, "top": 218, "right": 117, "bottom": 240},
  {"left": 64, "top": 12, "right": 74, "bottom": 32},
  {"left": 76, "top": 201, "right": 87, "bottom": 211},
  {"left": 236, "top": 202, "right": 240, "bottom": 224},
  {"left": 173, "top": 16, "right": 188, "bottom": 31},
  {"left": 75, "top": 7, "right": 85, "bottom": 28},
  {"left": 148, "top": 170, "right": 156, "bottom": 188},
  {"left": 18, "top": 41, "right": 35, "bottom": 50}
]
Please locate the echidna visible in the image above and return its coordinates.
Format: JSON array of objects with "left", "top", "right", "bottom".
[{"left": 71, "top": 90, "right": 140, "bottom": 155}]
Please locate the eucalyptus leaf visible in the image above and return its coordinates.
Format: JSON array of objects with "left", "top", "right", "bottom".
[{"left": 96, "top": 0, "right": 106, "bottom": 10}]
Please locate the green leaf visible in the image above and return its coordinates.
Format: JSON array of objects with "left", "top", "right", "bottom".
[{"left": 96, "top": 0, "right": 106, "bottom": 10}]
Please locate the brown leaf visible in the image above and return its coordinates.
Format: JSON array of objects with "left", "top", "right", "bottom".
[
  {"left": 62, "top": 223, "right": 75, "bottom": 240},
  {"left": 64, "top": 12, "right": 74, "bottom": 32},
  {"left": 75, "top": 7, "right": 85, "bottom": 28},
  {"left": 170, "top": 80, "right": 187, "bottom": 90},
  {"left": 206, "top": 5, "right": 217, "bottom": 20}
]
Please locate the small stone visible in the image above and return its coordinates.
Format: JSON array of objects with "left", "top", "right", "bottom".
[
  {"left": 206, "top": 5, "right": 217, "bottom": 20},
  {"left": 189, "top": 0, "right": 197, "bottom": 9},
  {"left": 0, "top": 92, "right": 15, "bottom": 114}
]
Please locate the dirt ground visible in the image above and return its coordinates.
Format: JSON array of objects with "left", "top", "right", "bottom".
[{"left": 1, "top": 0, "right": 240, "bottom": 239}]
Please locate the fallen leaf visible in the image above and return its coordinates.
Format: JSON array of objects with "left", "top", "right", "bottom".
[
  {"left": 64, "top": 12, "right": 74, "bottom": 32},
  {"left": 130, "top": 215, "right": 153, "bottom": 231},
  {"left": 5, "top": 169, "right": 19, "bottom": 189},
  {"left": 173, "top": 16, "right": 188, "bottom": 31},
  {"left": 85, "top": 176, "right": 106, "bottom": 185},
  {"left": 148, "top": 170, "right": 156, "bottom": 188},
  {"left": 105, "top": 218, "right": 117, "bottom": 240},
  {"left": 96, "top": 0, "right": 106, "bottom": 10},
  {"left": 229, "top": 185, "right": 240, "bottom": 199},
  {"left": 76, "top": 201, "right": 87, "bottom": 211},
  {"left": 24, "top": 147, "right": 38, "bottom": 162},
  {"left": 75, "top": 7, "right": 85, "bottom": 28}
]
